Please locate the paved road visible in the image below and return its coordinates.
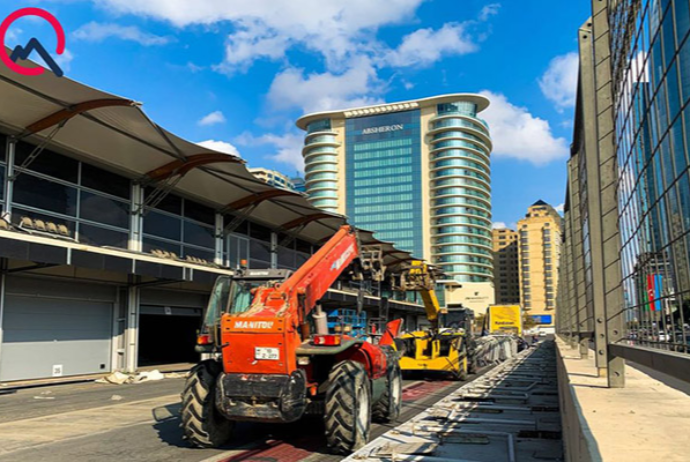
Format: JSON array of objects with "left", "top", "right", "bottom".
[{"left": 0, "top": 373, "right": 484, "bottom": 462}]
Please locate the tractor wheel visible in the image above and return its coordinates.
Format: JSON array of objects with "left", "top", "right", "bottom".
[
  {"left": 372, "top": 360, "right": 402, "bottom": 423},
  {"left": 180, "top": 360, "right": 234, "bottom": 448},
  {"left": 324, "top": 361, "right": 371, "bottom": 455}
]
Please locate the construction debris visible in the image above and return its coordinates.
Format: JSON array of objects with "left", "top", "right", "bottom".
[{"left": 96, "top": 370, "right": 186, "bottom": 385}]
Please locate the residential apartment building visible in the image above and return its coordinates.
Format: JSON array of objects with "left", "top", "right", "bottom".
[
  {"left": 518, "top": 201, "right": 562, "bottom": 327},
  {"left": 296, "top": 95, "right": 495, "bottom": 312},
  {"left": 248, "top": 167, "right": 296, "bottom": 191},
  {"left": 492, "top": 227, "right": 520, "bottom": 304}
]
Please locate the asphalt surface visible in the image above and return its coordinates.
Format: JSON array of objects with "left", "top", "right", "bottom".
[{"left": 0, "top": 372, "right": 486, "bottom": 462}]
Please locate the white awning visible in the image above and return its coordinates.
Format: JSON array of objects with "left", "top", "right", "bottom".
[{"left": 0, "top": 50, "right": 419, "bottom": 272}]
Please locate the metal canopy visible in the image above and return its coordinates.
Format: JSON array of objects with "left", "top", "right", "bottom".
[{"left": 0, "top": 52, "right": 421, "bottom": 273}]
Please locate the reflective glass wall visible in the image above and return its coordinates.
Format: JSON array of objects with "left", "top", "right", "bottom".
[
  {"left": 611, "top": 0, "right": 690, "bottom": 348},
  {"left": 345, "top": 110, "right": 424, "bottom": 256}
]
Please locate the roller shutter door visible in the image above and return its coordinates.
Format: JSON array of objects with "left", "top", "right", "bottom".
[{"left": 0, "top": 279, "right": 113, "bottom": 382}]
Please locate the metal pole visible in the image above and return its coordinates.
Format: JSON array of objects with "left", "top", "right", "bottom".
[
  {"left": 588, "top": 1, "right": 626, "bottom": 387},
  {"left": 3, "top": 138, "right": 15, "bottom": 218}
]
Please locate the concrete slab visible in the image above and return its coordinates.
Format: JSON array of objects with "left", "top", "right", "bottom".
[
  {"left": 0, "top": 394, "right": 179, "bottom": 455},
  {"left": 557, "top": 339, "right": 690, "bottom": 462}
]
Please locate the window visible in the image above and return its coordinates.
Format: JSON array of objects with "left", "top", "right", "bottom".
[
  {"left": 143, "top": 192, "right": 216, "bottom": 260},
  {"left": 11, "top": 143, "right": 132, "bottom": 248}
]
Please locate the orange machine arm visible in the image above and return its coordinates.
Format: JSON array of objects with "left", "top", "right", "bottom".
[{"left": 245, "top": 225, "right": 360, "bottom": 324}]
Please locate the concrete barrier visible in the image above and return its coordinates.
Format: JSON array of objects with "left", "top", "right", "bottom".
[{"left": 556, "top": 341, "right": 601, "bottom": 462}]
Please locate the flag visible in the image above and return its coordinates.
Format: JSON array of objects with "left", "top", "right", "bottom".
[
  {"left": 654, "top": 274, "right": 663, "bottom": 312},
  {"left": 646, "top": 274, "right": 655, "bottom": 311}
]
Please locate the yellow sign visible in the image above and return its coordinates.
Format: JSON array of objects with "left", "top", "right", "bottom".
[{"left": 488, "top": 305, "right": 522, "bottom": 335}]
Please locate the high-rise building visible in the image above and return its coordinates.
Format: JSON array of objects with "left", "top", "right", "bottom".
[
  {"left": 492, "top": 227, "right": 520, "bottom": 304},
  {"left": 296, "top": 95, "right": 495, "bottom": 312},
  {"left": 517, "top": 200, "right": 562, "bottom": 327},
  {"left": 291, "top": 176, "right": 306, "bottom": 193},
  {"left": 249, "top": 168, "right": 296, "bottom": 191}
]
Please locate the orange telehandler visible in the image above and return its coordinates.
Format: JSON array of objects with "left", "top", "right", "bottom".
[{"left": 181, "top": 225, "right": 402, "bottom": 454}]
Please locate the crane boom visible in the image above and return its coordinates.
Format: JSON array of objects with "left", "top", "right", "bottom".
[
  {"left": 240, "top": 225, "right": 359, "bottom": 321},
  {"left": 401, "top": 260, "right": 442, "bottom": 329}
]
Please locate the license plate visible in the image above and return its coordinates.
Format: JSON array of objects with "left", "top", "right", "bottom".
[{"left": 255, "top": 347, "right": 280, "bottom": 360}]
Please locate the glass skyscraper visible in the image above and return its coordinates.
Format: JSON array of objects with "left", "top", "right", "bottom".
[
  {"left": 297, "top": 95, "right": 494, "bottom": 292},
  {"left": 345, "top": 110, "right": 423, "bottom": 256}
]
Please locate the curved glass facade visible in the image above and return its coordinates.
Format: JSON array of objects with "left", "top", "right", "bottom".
[
  {"left": 303, "top": 119, "right": 339, "bottom": 212},
  {"left": 430, "top": 103, "right": 493, "bottom": 282},
  {"left": 299, "top": 96, "right": 493, "bottom": 284},
  {"left": 612, "top": 0, "right": 690, "bottom": 342}
]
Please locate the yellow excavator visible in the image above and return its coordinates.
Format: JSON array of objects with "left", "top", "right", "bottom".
[{"left": 391, "top": 261, "right": 472, "bottom": 380}]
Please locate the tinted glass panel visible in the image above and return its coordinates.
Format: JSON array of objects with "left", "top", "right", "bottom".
[
  {"left": 185, "top": 200, "right": 215, "bottom": 225},
  {"left": 79, "top": 224, "right": 128, "bottom": 248},
  {"left": 14, "top": 143, "right": 78, "bottom": 183},
  {"left": 144, "top": 188, "right": 182, "bottom": 215},
  {"left": 250, "top": 239, "right": 271, "bottom": 265},
  {"left": 251, "top": 223, "right": 272, "bottom": 241},
  {"left": 0, "top": 134, "right": 6, "bottom": 162},
  {"left": 13, "top": 174, "right": 77, "bottom": 216},
  {"left": 184, "top": 220, "right": 214, "bottom": 248},
  {"left": 80, "top": 191, "right": 129, "bottom": 229},
  {"left": 144, "top": 210, "right": 181, "bottom": 241},
  {"left": 81, "top": 163, "right": 130, "bottom": 199}
]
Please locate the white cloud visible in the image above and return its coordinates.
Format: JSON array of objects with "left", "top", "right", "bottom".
[
  {"left": 555, "top": 203, "right": 565, "bottom": 214},
  {"left": 479, "top": 90, "right": 569, "bottom": 165},
  {"left": 197, "top": 111, "right": 226, "bottom": 126},
  {"left": 196, "top": 139, "right": 240, "bottom": 156},
  {"left": 78, "top": 0, "right": 499, "bottom": 75},
  {"left": 72, "top": 22, "right": 171, "bottom": 46},
  {"left": 236, "top": 132, "right": 305, "bottom": 172},
  {"left": 54, "top": 49, "right": 74, "bottom": 73},
  {"left": 215, "top": 20, "right": 291, "bottom": 74},
  {"left": 492, "top": 222, "right": 507, "bottom": 230},
  {"left": 4, "top": 27, "right": 22, "bottom": 46},
  {"left": 84, "top": 0, "right": 425, "bottom": 71},
  {"left": 383, "top": 22, "right": 478, "bottom": 68},
  {"left": 539, "top": 52, "right": 578, "bottom": 111},
  {"left": 267, "top": 58, "right": 384, "bottom": 114},
  {"left": 479, "top": 3, "right": 501, "bottom": 21}
]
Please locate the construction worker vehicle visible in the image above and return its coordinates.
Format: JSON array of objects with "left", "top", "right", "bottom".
[
  {"left": 386, "top": 261, "right": 472, "bottom": 380},
  {"left": 181, "top": 225, "right": 402, "bottom": 454}
]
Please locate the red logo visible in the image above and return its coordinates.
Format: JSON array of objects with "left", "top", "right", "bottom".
[{"left": 0, "top": 7, "right": 66, "bottom": 77}]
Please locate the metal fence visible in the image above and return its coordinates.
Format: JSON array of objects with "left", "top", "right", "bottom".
[{"left": 556, "top": 0, "right": 690, "bottom": 387}]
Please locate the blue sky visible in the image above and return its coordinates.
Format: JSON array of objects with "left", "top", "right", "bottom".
[{"left": 1, "top": 0, "right": 590, "bottom": 228}]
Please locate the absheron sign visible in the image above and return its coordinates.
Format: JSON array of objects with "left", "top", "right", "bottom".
[{"left": 361, "top": 124, "right": 404, "bottom": 135}]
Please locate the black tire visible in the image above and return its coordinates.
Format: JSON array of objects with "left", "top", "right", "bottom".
[
  {"left": 324, "top": 361, "right": 371, "bottom": 455},
  {"left": 180, "top": 360, "right": 233, "bottom": 448},
  {"left": 373, "top": 360, "right": 402, "bottom": 423}
]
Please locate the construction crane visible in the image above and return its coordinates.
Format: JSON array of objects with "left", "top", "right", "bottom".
[
  {"left": 182, "top": 225, "right": 402, "bottom": 455},
  {"left": 384, "top": 260, "right": 471, "bottom": 380}
]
